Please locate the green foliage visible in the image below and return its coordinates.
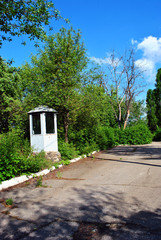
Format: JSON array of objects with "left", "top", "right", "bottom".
[
  {"left": 56, "top": 171, "right": 63, "bottom": 179},
  {"left": 76, "top": 85, "right": 116, "bottom": 129},
  {"left": 36, "top": 176, "right": 43, "bottom": 187},
  {"left": 58, "top": 140, "right": 79, "bottom": 160},
  {"left": 146, "top": 68, "right": 161, "bottom": 131},
  {"left": 5, "top": 198, "right": 13, "bottom": 206},
  {"left": 21, "top": 27, "right": 87, "bottom": 142},
  {"left": 0, "top": 130, "right": 52, "bottom": 183},
  {"left": 79, "top": 142, "right": 98, "bottom": 155},
  {"left": 0, "top": 0, "right": 65, "bottom": 47},
  {"left": 95, "top": 126, "right": 115, "bottom": 150},
  {"left": 0, "top": 58, "right": 24, "bottom": 133},
  {"left": 0, "top": 27, "right": 153, "bottom": 184},
  {"left": 23, "top": 151, "right": 52, "bottom": 174},
  {"left": 82, "top": 123, "right": 152, "bottom": 151},
  {"left": 153, "top": 127, "right": 161, "bottom": 141},
  {"left": 128, "top": 100, "right": 146, "bottom": 125},
  {"left": 114, "top": 123, "right": 153, "bottom": 145},
  {"left": 59, "top": 159, "right": 71, "bottom": 165},
  {"left": 146, "top": 89, "right": 158, "bottom": 131},
  {"left": 155, "top": 69, "right": 161, "bottom": 123}
]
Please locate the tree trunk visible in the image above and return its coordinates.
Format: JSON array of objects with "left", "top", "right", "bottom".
[
  {"left": 124, "top": 108, "right": 130, "bottom": 129},
  {"left": 64, "top": 112, "right": 69, "bottom": 143},
  {"left": 64, "top": 124, "right": 69, "bottom": 143},
  {"left": 118, "top": 104, "right": 122, "bottom": 128}
]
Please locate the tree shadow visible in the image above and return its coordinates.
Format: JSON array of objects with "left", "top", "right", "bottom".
[
  {"left": 102, "top": 143, "right": 161, "bottom": 157},
  {"left": 96, "top": 143, "right": 161, "bottom": 168},
  {"left": 1, "top": 185, "right": 161, "bottom": 239}
]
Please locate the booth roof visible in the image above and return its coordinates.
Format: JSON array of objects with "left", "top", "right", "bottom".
[{"left": 28, "top": 106, "right": 57, "bottom": 114}]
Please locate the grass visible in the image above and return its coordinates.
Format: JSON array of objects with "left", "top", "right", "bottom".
[
  {"left": 56, "top": 171, "right": 63, "bottom": 179},
  {"left": 5, "top": 198, "right": 13, "bottom": 206}
]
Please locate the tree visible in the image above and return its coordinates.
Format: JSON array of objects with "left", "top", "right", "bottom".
[
  {"left": 128, "top": 100, "right": 146, "bottom": 125},
  {"left": 146, "top": 68, "right": 161, "bottom": 131},
  {"left": 100, "top": 49, "right": 145, "bottom": 129},
  {"left": 146, "top": 89, "right": 158, "bottom": 131},
  {"left": 21, "top": 27, "right": 87, "bottom": 142},
  {"left": 0, "top": 57, "right": 22, "bottom": 132},
  {"left": 0, "top": 0, "right": 65, "bottom": 47},
  {"left": 155, "top": 68, "right": 161, "bottom": 123}
]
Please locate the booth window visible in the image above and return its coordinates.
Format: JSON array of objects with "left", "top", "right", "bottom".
[
  {"left": 46, "top": 113, "right": 55, "bottom": 133},
  {"left": 32, "top": 114, "right": 41, "bottom": 134}
]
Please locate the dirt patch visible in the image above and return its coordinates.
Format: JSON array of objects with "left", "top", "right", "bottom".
[
  {"left": 73, "top": 222, "right": 104, "bottom": 240},
  {"left": 73, "top": 222, "right": 125, "bottom": 240}
]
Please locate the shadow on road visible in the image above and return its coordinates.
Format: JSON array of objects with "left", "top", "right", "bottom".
[
  {"left": 95, "top": 157, "right": 161, "bottom": 168},
  {"left": 95, "top": 143, "right": 161, "bottom": 168},
  {"left": 1, "top": 143, "right": 161, "bottom": 239},
  {"left": 1, "top": 185, "right": 161, "bottom": 239}
]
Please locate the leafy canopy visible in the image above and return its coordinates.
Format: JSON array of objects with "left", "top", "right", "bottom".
[
  {"left": 21, "top": 27, "right": 87, "bottom": 142},
  {"left": 0, "top": 0, "right": 66, "bottom": 47},
  {"left": 0, "top": 57, "right": 23, "bottom": 133},
  {"left": 146, "top": 68, "right": 161, "bottom": 131}
]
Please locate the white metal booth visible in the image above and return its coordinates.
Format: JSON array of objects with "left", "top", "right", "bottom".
[{"left": 28, "top": 106, "right": 58, "bottom": 153}]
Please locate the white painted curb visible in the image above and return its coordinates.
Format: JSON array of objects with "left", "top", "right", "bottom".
[{"left": 0, "top": 150, "right": 98, "bottom": 191}]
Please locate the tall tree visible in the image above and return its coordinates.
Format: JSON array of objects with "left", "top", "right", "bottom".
[
  {"left": 155, "top": 68, "right": 161, "bottom": 123},
  {"left": 0, "top": 57, "right": 22, "bottom": 132},
  {"left": 22, "top": 27, "right": 87, "bottom": 142},
  {"left": 100, "top": 49, "right": 145, "bottom": 129},
  {"left": 146, "top": 89, "right": 158, "bottom": 131},
  {"left": 0, "top": 0, "right": 65, "bottom": 47},
  {"left": 146, "top": 68, "right": 161, "bottom": 131}
]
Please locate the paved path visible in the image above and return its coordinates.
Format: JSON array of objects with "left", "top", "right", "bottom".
[{"left": 1, "top": 142, "right": 161, "bottom": 239}]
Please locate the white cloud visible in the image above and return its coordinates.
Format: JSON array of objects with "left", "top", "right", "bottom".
[
  {"left": 90, "top": 53, "right": 121, "bottom": 67},
  {"left": 135, "top": 36, "right": 161, "bottom": 82},
  {"left": 137, "top": 36, "right": 161, "bottom": 61},
  {"left": 90, "top": 56, "right": 111, "bottom": 65},
  {"left": 91, "top": 36, "right": 161, "bottom": 83},
  {"left": 135, "top": 58, "right": 156, "bottom": 82}
]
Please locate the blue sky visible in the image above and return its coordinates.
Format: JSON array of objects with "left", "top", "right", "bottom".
[{"left": 1, "top": 0, "right": 161, "bottom": 99}]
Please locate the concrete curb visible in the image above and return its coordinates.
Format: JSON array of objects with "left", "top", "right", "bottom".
[{"left": 0, "top": 151, "right": 98, "bottom": 191}]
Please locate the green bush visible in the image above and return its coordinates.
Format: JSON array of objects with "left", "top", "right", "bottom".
[
  {"left": 58, "top": 140, "right": 79, "bottom": 160},
  {"left": 95, "top": 126, "right": 115, "bottom": 150},
  {"left": 93, "top": 124, "right": 152, "bottom": 150},
  {"left": 113, "top": 123, "right": 153, "bottom": 145},
  {"left": 78, "top": 141, "right": 98, "bottom": 155},
  {"left": 0, "top": 130, "right": 52, "bottom": 183},
  {"left": 153, "top": 127, "right": 161, "bottom": 141},
  {"left": 0, "top": 123, "right": 152, "bottom": 184},
  {"left": 125, "top": 124, "right": 152, "bottom": 145}
]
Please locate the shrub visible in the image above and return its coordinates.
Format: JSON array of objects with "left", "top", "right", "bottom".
[
  {"left": 78, "top": 141, "right": 98, "bottom": 155},
  {"left": 113, "top": 123, "right": 153, "bottom": 145},
  {"left": 58, "top": 140, "right": 79, "bottom": 160},
  {"left": 5, "top": 198, "right": 13, "bottom": 206},
  {"left": 124, "top": 124, "right": 152, "bottom": 145},
  {"left": 0, "top": 130, "right": 52, "bottom": 183},
  {"left": 22, "top": 151, "right": 52, "bottom": 174},
  {"left": 95, "top": 126, "right": 115, "bottom": 150},
  {"left": 94, "top": 124, "right": 152, "bottom": 150},
  {"left": 153, "top": 127, "right": 161, "bottom": 141}
]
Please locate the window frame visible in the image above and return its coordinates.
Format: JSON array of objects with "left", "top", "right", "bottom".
[
  {"left": 32, "top": 113, "right": 41, "bottom": 135},
  {"left": 45, "top": 112, "right": 55, "bottom": 134}
]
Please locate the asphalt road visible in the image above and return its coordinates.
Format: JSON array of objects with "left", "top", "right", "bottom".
[{"left": 1, "top": 142, "right": 161, "bottom": 239}]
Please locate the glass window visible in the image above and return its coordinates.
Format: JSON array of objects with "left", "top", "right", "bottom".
[
  {"left": 46, "top": 113, "right": 55, "bottom": 134},
  {"left": 32, "top": 114, "right": 41, "bottom": 134}
]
